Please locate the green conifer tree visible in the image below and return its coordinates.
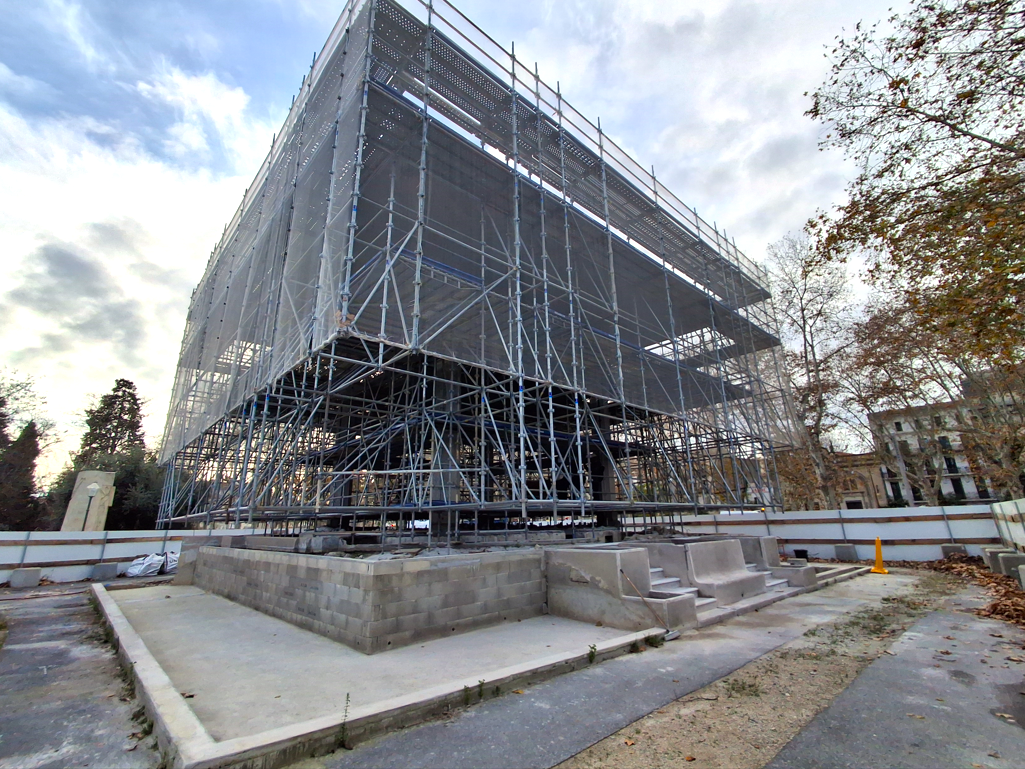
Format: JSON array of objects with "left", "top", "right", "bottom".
[
  {"left": 0, "top": 421, "right": 42, "bottom": 530},
  {"left": 77, "top": 379, "right": 145, "bottom": 463}
]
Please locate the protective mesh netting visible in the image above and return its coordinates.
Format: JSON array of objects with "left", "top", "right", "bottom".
[{"left": 158, "top": 0, "right": 797, "bottom": 530}]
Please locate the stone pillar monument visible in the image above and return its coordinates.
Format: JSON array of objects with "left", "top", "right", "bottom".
[{"left": 60, "top": 471, "right": 116, "bottom": 531}]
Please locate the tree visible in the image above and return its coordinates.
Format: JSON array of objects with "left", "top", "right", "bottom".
[
  {"left": 49, "top": 447, "right": 165, "bottom": 531},
  {"left": 766, "top": 232, "right": 856, "bottom": 509},
  {"left": 0, "top": 421, "right": 43, "bottom": 530},
  {"left": 48, "top": 379, "right": 164, "bottom": 530},
  {"left": 846, "top": 295, "right": 1025, "bottom": 502},
  {"left": 0, "top": 372, "right": 55, "bottom": 530},
  {"left": 808, "top": 0, "right": 1025, "bottom": 360},
  {"left": 77, "top": 379, "right": 145, "bottom": 463}
]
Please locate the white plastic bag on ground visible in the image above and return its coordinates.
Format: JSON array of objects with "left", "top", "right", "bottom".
[
  {"left": 125, "top": 553, "right": 165, "bottom": 577},
  {"left": 164, "top": 551, "right": 178, "bottom": 573}
]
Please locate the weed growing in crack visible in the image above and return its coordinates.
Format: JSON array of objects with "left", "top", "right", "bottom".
[
  {"left": 339, "top": 692, "right": 351, "bottom": 749},
  {"left": 724, "top": 678, "right": 762, "bottom": 698},
  {"left": 588, "top": 644, "right": 597, "bottom": 664}
]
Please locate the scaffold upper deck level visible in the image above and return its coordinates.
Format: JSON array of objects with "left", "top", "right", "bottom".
[{"left": 157, "top": 0, "right": 796, "bottom": 536}]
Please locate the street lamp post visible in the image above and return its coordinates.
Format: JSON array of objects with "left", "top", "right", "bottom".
[{"left": 83, "top": 482, "right": 101, "bottom": 531}]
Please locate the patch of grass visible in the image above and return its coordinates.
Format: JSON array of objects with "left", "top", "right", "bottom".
[
  {"left": 587, "top": 643, "right": 597, "bottom": 664},
  {"left": 723, "top": 677, "right": 762, "bottom": 698},
  {"left": 645, "top": 634, "right": 665, "bottom": 648}
]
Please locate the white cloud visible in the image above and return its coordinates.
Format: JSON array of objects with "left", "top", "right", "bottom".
[
  {"left": 0, "top": 62, "right": 55, "bottom": 100},
  {"left": 136, "top": 65, "right": 276, "bottom": 168},
  {"left": 0, "top": 68, "right": 278, "bottom": 477}
]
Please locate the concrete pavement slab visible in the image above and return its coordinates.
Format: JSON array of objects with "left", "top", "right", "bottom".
[
  {"left": 109, "top": 585, "right": 641, "bottom": 743},
  {"left": 767, "top": 610, "right": 1025, "bottom": 769},
  {"left": 0, "top": 591, "right": 159, "bottom": 769}
]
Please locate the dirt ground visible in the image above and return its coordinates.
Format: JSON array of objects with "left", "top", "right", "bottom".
[{"left": 558, "top": 569, "right": 973, "bottom": 769}]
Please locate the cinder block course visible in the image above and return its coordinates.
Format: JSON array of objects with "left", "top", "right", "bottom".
[
  {"left": 834, "top": 543, "right": 858, "bottom": 562},
  {"left": 996, "top": 552, "right": 1025, "bottom": 576},
  {"left": 9, "top": 567, "right": 42, "bottom": 589}
]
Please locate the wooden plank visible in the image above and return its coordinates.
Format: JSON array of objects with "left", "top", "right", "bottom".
[
  {"left": 0, "top": 557, "right": 129, "bottom": 570},
  {"left": 685, "top": 512, "right": 993, "bottom": 527},
  {"left": 0, "top": 536, "right": 185, "bottom": 548},
  {"left": 775, "top": 537, "right": 1000, "bottom": 546}
]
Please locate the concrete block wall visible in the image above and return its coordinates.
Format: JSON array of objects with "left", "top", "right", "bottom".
[
  {"left": 546, "top": 547, "right": 697, "bottom": 631},
  {"left": 192, "top": 548, "right": 545, "bottom": 654}
]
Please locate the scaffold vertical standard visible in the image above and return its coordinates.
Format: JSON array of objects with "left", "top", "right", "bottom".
[{"left": 157, "top": 0, "right": 797, "bottom": 540}]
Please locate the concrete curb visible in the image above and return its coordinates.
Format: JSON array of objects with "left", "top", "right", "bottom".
[
  {"left": 92, "top": 581, "right": 661, "bottom": 769},
  {"left": 90, "top": 583, "right": 215, "bottom": 768}
]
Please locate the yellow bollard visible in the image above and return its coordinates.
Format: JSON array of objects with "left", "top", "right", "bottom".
[{"left": 870, "top": 536, "right": 888, "bottom": 574}]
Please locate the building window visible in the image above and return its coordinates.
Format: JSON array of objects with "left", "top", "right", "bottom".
[
  {"left": 944, "top": 456, "right": 958, "bottom": 474},
  {"left": 933, "top": 415, "right": 944, "bottom": 427},
  {"left": 890, "top": 482, "right": 904, "bottom": 502},
  {"left": 845, "top": 500, "right": 864, "bottom": 509},
  {"left": 975, "top": 477, "right": 990, "bottom": 498},
  {"left": 894, "top": 421, "right": 903, "bottom": 432},
  {"left": 912, "top": 486, "right": 923, "bottom": 502},
  {"left": 914, "top": 418, "right": 924, "bottom": 430},
  {"left": 939, "top": 436, "right": 952, "bottom": 451},
  {"left": 951, "top": 477, "right": 966, "bottom": 499}
]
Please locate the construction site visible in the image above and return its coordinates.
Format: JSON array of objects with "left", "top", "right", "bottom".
[{"left": 156, "top": 0, "right": 795, "bottom": 541}]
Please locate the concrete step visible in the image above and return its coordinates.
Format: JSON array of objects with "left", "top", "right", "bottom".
[
  {"left": 766, "top": 578, "right": 789, "bottom": 588},
  {"left": 696, "top": 586, "right": 803, "bottom": 627},
  {"left": 648, "top": 585, "right": 699, "bottom": 600},
  {"left": 649, "top": 567, "right": 665, "bottom": 579},
  {"left": 694, "top": 597, "right": 718, "bottom": 610},
  {"left": 816, "top": 565, "right": 871, "bottom": 586},
  {"left": 650, "top": 576, "right": 682, "bottom": 588}
]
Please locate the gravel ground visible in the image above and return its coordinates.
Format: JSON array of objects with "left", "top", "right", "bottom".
[{"left": 557, "top": 569, "right": 974, "bottom": 769}]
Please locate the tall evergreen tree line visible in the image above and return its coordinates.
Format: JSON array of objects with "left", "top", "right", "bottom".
[{"left": 0, "top": 376, "right": 164, "bottom": 531}]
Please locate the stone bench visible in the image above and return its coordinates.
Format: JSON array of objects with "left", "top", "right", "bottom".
[{"left": 685, "top": 539, "right": 767, "bottom": 605}]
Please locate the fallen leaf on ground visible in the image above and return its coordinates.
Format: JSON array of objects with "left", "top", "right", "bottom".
[
  {"left": 906, "top": 714, "right": 926, "bottom": 719},
  {"left": 685, "top": 757, "right": 696, "bottom": 762},
  {"left": 938, "top": 649, "right": 952, "bottom": 655},
  {"left": 512, "top": 689, "right": 524, "bottom": 694},
  {"left": 1006, "top": 656, "right": 1023, "bottom": 662},
  {"left": 624, "top": 739, "right": 635, "bottom": 746},
  {"left": 991, "top": 633, "right": 1004, "bottom": 638},
  {"left": 989, "top": 752, "right": 1001, "bottom": 758},
  {"left": 180, "top": 692, "right": 195, "bottom": 699},
  {"left": 943, "top": 635, "right": 955, "bottom": 640}
]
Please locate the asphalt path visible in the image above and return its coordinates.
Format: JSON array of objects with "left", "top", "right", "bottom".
[
  {"left": 0, "top": 587, "right": 159, "bottom": 769},
  {"left": 768, "top": 609, "right": 1025, "bottom": 769}
]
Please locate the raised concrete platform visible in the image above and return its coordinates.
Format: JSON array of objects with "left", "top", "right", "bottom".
[{"left": 94, "top": 584, "right": 660, "bottom": 769}]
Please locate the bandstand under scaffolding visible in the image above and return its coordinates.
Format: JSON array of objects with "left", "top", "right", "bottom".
[{"left": 157, "top": 0, "right": 797, "bottom": 539}]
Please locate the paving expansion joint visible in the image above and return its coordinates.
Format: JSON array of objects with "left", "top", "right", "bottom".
[{"left": 90, "top": 583, "right": 662, "bottom": 769}]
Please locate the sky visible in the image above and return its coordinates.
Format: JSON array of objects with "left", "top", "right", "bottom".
[{"left": 0, "top": 0, "right": 901, "bottom": 479}]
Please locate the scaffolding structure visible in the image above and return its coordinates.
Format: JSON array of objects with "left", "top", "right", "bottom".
[{"left": 157, "top": 0, "right": 796, "bottom": 538}]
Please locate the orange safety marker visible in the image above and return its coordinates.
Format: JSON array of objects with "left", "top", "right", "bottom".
[{"left": 870, "top": 536, "right": 888, "bottom": 574}]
